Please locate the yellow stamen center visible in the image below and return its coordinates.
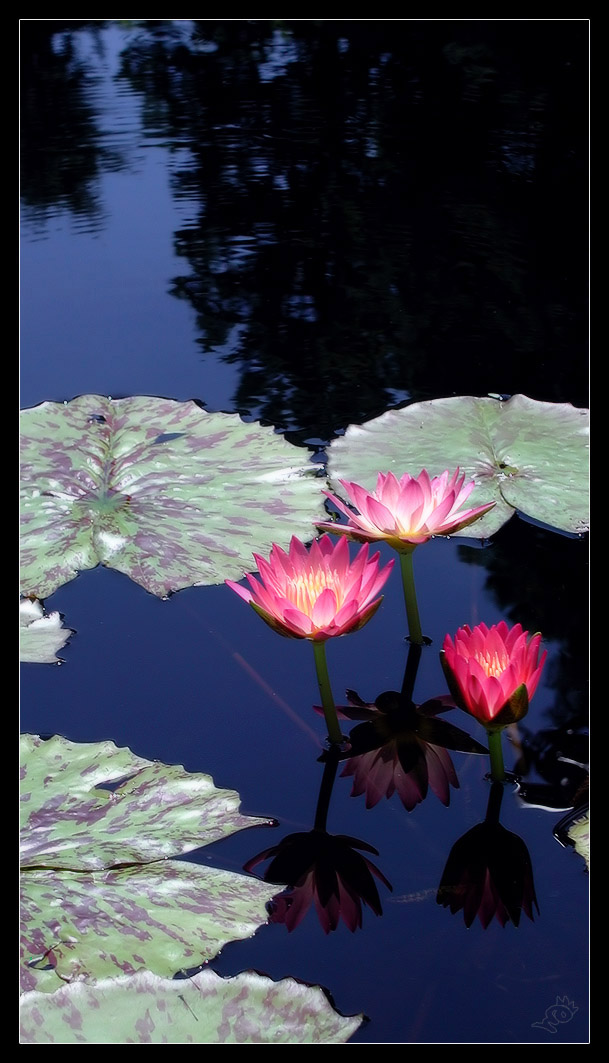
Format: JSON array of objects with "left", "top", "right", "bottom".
[
  {"left": 475, "top": 649, "right": 509, "bottom": 678},
  {"left": 288, "top": 569, "right": 342, "bottom": 616}
]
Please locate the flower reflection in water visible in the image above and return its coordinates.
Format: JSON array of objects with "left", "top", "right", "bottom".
[
  {"left": 245, "top": 829, "right": 392, "bottom": 934},
  {"left": 337, "top": 689, "right": 487, "bottom": 812},
  {"left": 437, "top": 781, "right": 539, "bottom": 928},
  {"left": 244, "top": 745, "right": 391, "bottom": 933}
]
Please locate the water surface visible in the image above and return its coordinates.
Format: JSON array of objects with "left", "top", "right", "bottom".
[{"left": 20, "top": 20, "right": 589, "bottom": 1044}]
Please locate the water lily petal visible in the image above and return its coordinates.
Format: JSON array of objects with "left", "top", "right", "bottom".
[
  {"left": 441, "top": 621, "right": 546, "bottom": 730},
  {"left": 227, "top": 534, "right": 392, "bottom": 641},
  {"left": 318, "top": 467, "right": 495, "bottom": 552},
  {"left": 425, "top": 744, "right": 458, "bottom": 805}
]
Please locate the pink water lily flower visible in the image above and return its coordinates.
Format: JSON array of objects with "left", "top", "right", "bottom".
[
  {"left": 316, "top": 468, "right": 495, "bottom": 551},
  {"left": 440, "top": 621, "right": 547, "bottom": 732},
  {"left": 226, "top": 534, "right": 394, "bottom": 642}
]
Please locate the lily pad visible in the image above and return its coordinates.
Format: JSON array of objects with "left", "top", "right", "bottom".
[
  {"left": 20, "top": 395, "right": 326, "bottom": 598},
  {"left": 20, "top": 735, "right": 276, "bottom": 992},
  {"left": 19, "top": 969, "right": 365, "bottom": 1044},
  {"left": 20, "top": 599, "right": 74, "bottom": 663},
  {"left": 21, "top": 861, "right": 276, "bottom": 994},
  {"left": 568, "top": 811, "right": 590, "bottom": 871},
  {"left": 20, "top": 734, "right": 270, "bottom": 870},
  {"left": 326, "top": 394, "right": 589, "bottom": 538}
]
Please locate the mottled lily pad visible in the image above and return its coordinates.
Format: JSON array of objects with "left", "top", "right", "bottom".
[
  {"left": 20, "top": 734, "right": 269, "bottom": 870},
  {"left": 20, "top": 599, "right": 74, "bottom": 664},
  {"left": 19, "top": 969, "right": 365, "bottom": 1044},
  {"left": 20, "top": 395, "right": 326, "bottom": 598},
  {"left": 20, "top": 735, "right": 275, "bottom": 993},
  {"left": 568, "top": 811, "right": 590, "bottom": 871},
  {"left": 326, "top": 394, "right": 589, "bottom": 538},
  {"left": 21, "top": 861, "right": 276, "bottom": 995}
]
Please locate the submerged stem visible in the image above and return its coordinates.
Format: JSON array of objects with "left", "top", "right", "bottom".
[
  {"left": 312, "top": 640, "right": 343, "bottom": 745},
  {"left": 400, "top": 640, "right": 422, "bottom": 702},
  {"left": 485, "top": 779, "right": 505, "bottom": 824},
  {"left": 399, "top": 550, "right": 424, "bottom": 645},
  {"left": 313, "top": 745, "right": 340, "bottom": 831}
]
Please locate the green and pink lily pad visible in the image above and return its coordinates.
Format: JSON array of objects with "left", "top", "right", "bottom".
[
  {"left": 20, "top": 735, "right": 365, "bottom": 1043},
  {"left": 19, "top": 599, "right": 74, "bottom": 664},
  {"left": 568, "top": 810, "right": 590, "bottom": 871},
  {"left": 20, "top": 734, "right": 276, "bottom": 994},
  {"left": 20, "top": 969, "right": 364, "bottom": 1044},
  {"left": 20, "top": 395, "right": 326, "bottom": 598},
  {"left": 326, "top": 394, "right": 589, "bottom": 538}
]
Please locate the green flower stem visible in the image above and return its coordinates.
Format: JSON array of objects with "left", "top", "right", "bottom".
[
  {"left": 487, "top": 730, "right": 506, "bottom": 783},
  {"left": 312, "top": 640, "right": 343, "bottom": 746},
  {"left": 399, "top": 550, "right": 424, "bottom": 645}
]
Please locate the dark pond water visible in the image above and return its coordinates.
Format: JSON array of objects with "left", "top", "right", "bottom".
[{"left": 20, "top": 20, "right": 589, "bottom": 1044}]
